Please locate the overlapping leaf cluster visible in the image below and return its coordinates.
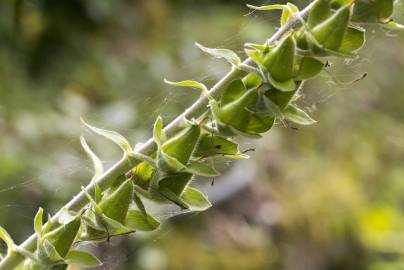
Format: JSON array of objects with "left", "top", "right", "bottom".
[{"left": 0, "top": 0, "right": 402, "bottom": 269}]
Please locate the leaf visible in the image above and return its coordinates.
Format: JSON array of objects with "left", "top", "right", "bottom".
[
  {"left": 222, "top": 153, "right": 250, "bottom": 159},
  {"left": 34, "top": 207, "right": 44, "bottom": 238},
  {"left": 153, "top": 116, "right": 164, "bottom": 147},
  {"left": 44, "top": 214, "right": 53, "bottom": 233},
  {"left": 81, "top": 186, "right": 102, "bottom": 214},
  {"left": 101, "top": 214, "right": 132, "bottom": 234},
  {"left": 281, "top": 3, "right": 299, "bottom": 26},
  {"left": 382, "top": 20, "right": 404, "bottom": 30},
  {"left": 185, "top": 161, "right": 220, "bottom": 177},
  {"left": 158, "top": 152, "right": 187, "bottom": 172},
  {"left": 352, "top": 0, "right": 393, "bottom": 23},
  {"left": 339, "top": 26, "right": 366, "bottom": 54},
  {"left": 43, "top": 240, "right": 63, "bottom": 261},
  {"left": 192, "top": 133, "right": 239, "bottom": 158},
  {"left": 125, "top": 210, "right": 160, "bottom": 231},
  {"left": 58, "top": 208, "right": 77, "bottom": 226},
  {"left": 247, "top": 4, "right": 286, "bottom": 12},
  {"left": 164, "top": 79, "right": 210, "bottom": 97},
  {"left": 65, "top": 250, "right": 102, "bottom": 268},
  {"left": 160, "top": 124, "right": 200, "bottom": 166},
  {"left": 157, "top": 172, "right": 193, "bottom": 196},
  {"left": 95, "top": 184, "right": 103, "bottom": 203},
  {"left": 0, "top": 226, "right": 15, "bottom": 250},
  {"left": 310, "top": 4, "right": 351, "bottom": 51},
  {"left": 242, "top": 72, "right": 262, "bottom": 90},
  {"left": 221, "top": 79, "right": 246, "bottom": 106},
  {"left": 131, "top": 162, "right": 154, "bottom": 188},
  {"left": 244, "top": 43, "right": 273, "bottom": 53},
  {"left": 244, "top": 49, "right": 264, "bottom": 67},
  {"left": 228, "top": 125, "right": 262, "bottom": 139},
  {"left": 283, "top": 104, "right": 317, "bottom": 125},
  {"left": 245, "top": 114, "right": 274, "bottom": 134},
  {"left": 264, "top": 83, "right": 297, "bottom": 110},
  {"left": 43, "top": 216, "right": 81, "bottom": 258},
  {"left": 331, "top": 0, "right": 352, "bottom": 9},
  {"left": 181, "top": 187, "right": 212, "bottom": 211},
  {"left": 267, "top": 75, "right": 296, "bottom": 92},
  {"left": 81, "top": 118, "right": 132, "bottom": 154},
  {"left": 263, "top": 34, "right": 296, "bottom": 82},
  {"left": 307, "top": 0, "right": 331, "bottom": 29},
  {"left": 195, "top": 42, "right": 241, "bottom": 66},
  {"left": 98, "top": 179, "right": 134, "bottom": 224},
  {"left": 80, "top": 136, "right": 104, "bottom": 180},
  {"left": 295, "top": 57, "right": 324, "bottom": 80}
]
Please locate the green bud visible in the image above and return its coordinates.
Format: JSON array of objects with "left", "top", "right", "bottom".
[
  {"left": 131, "top": 161, "right": 154, "bottom": 189},
  {"left": 218, "top": 88, "right": 258, "bottom": 133},
  {"left": 161, "top": 123, "right": 200, "bottom": 165},
  {"left": 295, "top": 56, "right": 324, "bottom": 80},
  {"left": 264, "top": 82, "right": 301, "bottom": 110},
  {"left": 158, "top": 172, "right": 193, "bottom": 196},
  {"left": 98, "top": 179, "right": 134, "bottom": 224},
  {"left": 352, "top": 0, "right": 393, "bottom": 23},
  {"left": 43, "top": 216, "right": 81, "bottom": 258},
  {"left": 311, "top": 4, "right": 351, "bottom": 51},
  {"left": 263, "top": 34, "right": 296, "bottom": 82},
  {"left": 307, "top": 0, "right": 332, "bottom": 29},
  {"left": 245, "top": 114, "right": 275, "bottom": 134},
  {"left": 242, "top": 72, "right": 262, "bottom": 90},
  {"left": 330, "top": 0, "right": 352, "bottom": 9},
  {"left": 193, "top": 132, "right": 239, "bottom": 158}
]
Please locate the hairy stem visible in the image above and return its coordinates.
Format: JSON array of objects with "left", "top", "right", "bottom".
[{"left": 0, "top": 2, "right": 315, "bottom": 269}]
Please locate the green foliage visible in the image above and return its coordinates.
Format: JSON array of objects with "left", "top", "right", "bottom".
[{"left": 0, "top": 0, "right": 403, "bottom": 269}]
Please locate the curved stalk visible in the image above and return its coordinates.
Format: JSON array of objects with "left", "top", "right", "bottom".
[{"left": 0, "top": 2, "right": 315, "bottom": 269}]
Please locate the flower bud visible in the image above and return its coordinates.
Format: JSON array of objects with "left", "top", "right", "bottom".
[
  {"left": 219, "top": 88, "right": 258, "bottom": 133},
  {"left": 98, "top": 179, "right": 134, "bottom": 224},
  {"left": 43, "top": 216, "right": 81, "bottom": 258},
  {"left": 161, "top": 123, "right": 200, "bottom": 166},
  {"left": 307, "top": 0, "right": 332, "bottom": 29},
  {"left": 263, "top": 34, "right": 296, "bottom": 82},
  {"left": 352, "top": 0, "right": 393, "bottom": 23},
  {"left": 158, "top": 172, "right": 193, "bottom": 196},
  {"left": 311, "top": 4, "right": 351, "bottom": 51}
]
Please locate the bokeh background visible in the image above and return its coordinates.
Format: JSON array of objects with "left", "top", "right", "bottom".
[{"left": 1, "top": 0, "right": 404, "bottom": 269}]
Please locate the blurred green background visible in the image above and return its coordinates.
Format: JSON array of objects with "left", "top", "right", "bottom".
[{"left": 1, "top": 0, "right": 404, "bottom": 269}]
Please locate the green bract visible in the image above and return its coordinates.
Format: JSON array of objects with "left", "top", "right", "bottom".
[
  {"left": 352, "top": 0, "right": 393, "bottom": 23},
  {"left": 80, "top": 179, "right": 139, "bottom": 242},
  {"left": 98, "top": 179, "right": 134, "bottom": 224},
  {"left": 42, "top": 217, "right": 81, "bottom": 258},
  {"left": 311, "top": 4, "right": 351, "bottom": 51},
  {"left": 262, "top": 34, "right": 297, "bottom": 92},
  {"left": 296, "top": 3, "right": 366, "bottom": 58},
  {"left": 210, "top": 79, "right": 274, "bottom": 137},
  {"left": 159, "top": 123, "right": 201, "bottom": 171},
  {"left": 307, "top": 0, "right": 332, "bottom": 29}
]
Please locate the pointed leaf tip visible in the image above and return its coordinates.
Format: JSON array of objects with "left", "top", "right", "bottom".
[
  {"left": 34, "top": 207, "right": 44, "bottom": 238},
  {"left": 181, "top": 187, "right": 212, "bottom": 212},
  {"left": 0, "top": 226, "right": 15, "bottom": 251},
  {"left": 283, "top": 105, "right": 317, "bottom": 125},
  {"left": 195, "top": 42, "right": 241, "bottom": 66},
  {"left": 153, "top": 116, "right": 164, "bottom": 147},
  {"left": 80, "top": 136, "right": 104, "bottom": 180},
  {"left": 65, "top": 250, "right": 102, "bottom": 268},
  {"left": 81, "top": 118, "right": 132, "bottom": 154},
  {"left": 164, "top": 79, "right": 210, "bottom": 97},
  {"left": 125, "top": 210, "right": 160, "bottom": 231}
]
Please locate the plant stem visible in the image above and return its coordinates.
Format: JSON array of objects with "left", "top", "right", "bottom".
[{"left": 0, "top": 2, "right": 315, "bottom": 269}]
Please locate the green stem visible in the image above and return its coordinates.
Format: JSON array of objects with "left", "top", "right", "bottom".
[{"left": 0, "top": 2, "right": 316, "bottom": 269}]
